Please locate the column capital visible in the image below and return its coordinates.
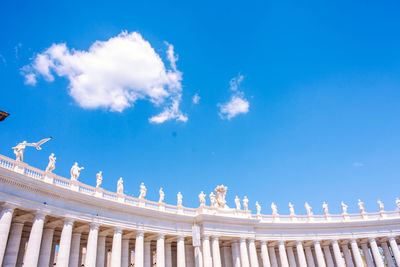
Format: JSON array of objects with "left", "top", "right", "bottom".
[
  {"left": 157, "top": 233, "right": 165, "bottom": 239},
  {"left": 89, "top": 223, "right": 99, "bottom": 229},
  {"left": 136, "top": 230, "right": 145, "bottom": 237},
  {"left": 247, "top": 238, "right": 256, "bottom": 243},
  {"left": 63, "top": 217, "right": 74, "bottom": 225},
  {"left": 239, "top": 237, "right": 247, "bottom": 242},
  {"left": 177, "top": 235, "right": 185, "bottom": 242},
  {"left": 212, "top": 236, "right": 220, "bottom": 241},
  {"left": 72, "top": 232, "right": 81, "bottom": 237},
  {"left": 278, "top": 240, "right": 285, "bottom": 245},
  {"left": 314, "top": 240, "right": 321, "bottom": 245},
  {"left": 296, "top": 240, "right": 303, "bottom": 246},
  {"left": 350, "top": 239, "right": 358, "bottom": 244},
  {"left": 369, "top": 237, "right": 377, "bottom": 242},
  {"left": 202, "top": 235, "right": 210, "bottom": 240},
  {"left": 260, "top": 240, "right": 267, "bottom": 245},
  {"left": 114, "top": 228, "right": 123, "bottom": 234}
]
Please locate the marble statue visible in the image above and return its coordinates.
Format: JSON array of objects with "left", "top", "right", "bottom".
[
  {"left": 289, "top": 202, "right": 295, "bottom": 216},
  {"left": 341, "top": 201, "right": 348, "bottom": 215},
  {"left": 243, "top": 196, "right": 249, "bottom": 211},
  {"left": 214, "top": 185, "right": 228, "bottom": 209},
  {"left": 305, "top": 202, "right": 313, "bottom": 216},
  {"left": 139, "top": 183, "right": 147, "bottom": 199},
  {"left": 177, "top": 192, "right": 183, "bottom": 207},
  {"left": 159, "top": 188, "right": 164, "bottom": 203},
  {"left": 377, "top": 200, "right": 384, "bottom": 212},
  {"left": 70, "top": 162, "right": 84, "bottom": 181},
  {"left": 12, "top": 137, "right": 51, "bottom": 162},
  {"left": 117, "top": 177, "right": 124, "bottom": 194},
  {"left": 199, "top": 191, "right": 206, "bottom": 206},
  {"left": 45, "top": 153, "right": 56, "bottom": 173},
  {"left": 96, "top": 171, "right": 103, "bottom": 188},
  {"left": 358, "top": 199, "right": 365, "bottom": 214},
  {"left": 256, "top": 201, "right": 261, "bottom": 215},
  {"left": 210, "top": 192, "right": 216, "bottom": 208},
  {"left": 322, "top": 202, "right": 329, "bottom": 215},
  {"left": 271, "top": 202, "right": 278, "bottom": 216},
  {"left": 396, "top": 198, "right": 400, "bottom": 210},
  {"left": 235, "top": 196, "right": 241, "bottom": 210}
]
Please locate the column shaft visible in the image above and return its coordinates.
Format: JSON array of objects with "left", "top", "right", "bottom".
[
  {"left": 157, "top": 235, "right": 165, "bottom": 267},
  {"left": 322, "top": 246, "right": 334, "bottom": 267},
  {"left": 3, "top": 222, "right": 24, "bottom": 267},
  {"left": 0, "top": 206, "right": 15, "bottom": 266},
  {"left": 111, "top": 229, "right": 122, "bottom": 267},
  {"left": 341, "top": 244, "right": 354, "bottom": 267},
  {"left": 381, "top": 241, "right": 395, "bottom": 267},
  {"left": 314, "top": 241, "right": 326, "bottom": 267},
  {"left": 286, "top": 247, "right": 297, "bottom": 267},
  {"left": 295, "top": 242, "right": 307, "bottom": 267},
  {"left": 166, "top": 242, "right": 173, "bottom": 267},
  {"left": 331, "top": 241, "right": 345, "bottom": 267},
  {"left": 86, "top": 224, "right": 99, "bottom": 267},
  {"left": 122, "top": 238, "right": 130, "bottom": 267},
  {"left": 212, "top": 237, "right": 222, "bottom": 267},
  {"left": 268, "top": 246, "right": 278, "bottom": 267},
  {"left": 360, "top": 243, "right": 374, "bottom": 267},
  {"left": 177, "top": 236, "right": 186, "bottom": 267},
  {"left": 239, "top": 238, "right": 250, "bottom": 267},
  {"left": 68, "top": 232, "right": 81, "bottom": 267},
  {"left": 350, "top": 240, "right": 363, "bottom": 267},
  {"left": 24, "top": 213, "right": 46, "bottom": 267},
  {"left": 369, "top": 238, "right": 384, "bottom": 267},
  {"left": 38, "top": 228, "right": 55, "bottom": 267},
  {"left": 203, "top": 236, "right": 213, "bottom": 267},
  {"left": 16, "top": 237, "right": 27, "bottom": 267},
  {"left": 389, "top": 237, "right": 400, "bottom": 267},
  {"left": 231, "top": 242, "right": 241, "bottom": 267},
  {"left": 135, "top": 231, "right": 145, "bottom": 267},
  {"left": 144, "top": 240, "right": 151, "bottom": 267},
  {"left": 248, "top": 239, "right": 259, "bottom": 267},
  {"left": 304, "top": 247, "right": 315, "bottom": 267},
  {"left": 186, "top": 244, "right": 195, "bottom": 267},
  {"left": 278, "top": 242, "right": 289, "bottom": 267},
  {"left": 96, "top": 235, "right": 106, "bottom": 267},
  {"left": 195, "top": 245, "right": 203, "bottom": 267},
  {"left": 260, "top": 241, "right": 271, "bottom": 267}
]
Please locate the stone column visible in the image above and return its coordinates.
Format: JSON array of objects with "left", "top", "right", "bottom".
[
  {"left": 389, "top": 237, "right": 400, "bottom": 267},
  {"left": 314, "top": 241, "right": 326, "bottom": 267},
  {"left": 96, "top": 235, "right": 106, "bottom": 267},
  {"left": 166, "top": 241, "right": 173, "bottom": 267},
  {"left": 157, "top": 234, "right": 165, "bottom": 267},
  {"left": 349, "top": 240, "right": 363, "bottom": 267},
  {"left": 278, "top": 241, "right": 289, "bottom": 267},
  {"left": 295, "top": 241, "right": 307, "bottom": 267},
  {"left": 369, "top": 238, "right": 384, "bottom": 267},
  {"left": 186, "top": 244, "right": 195, "bottom": 267},
  {"left": 194, "top": 245, "right": 203, "bottom": 267},
  {"left": 24, "top": 213, "right": 46, "bottom": 267},
  {"left": 304, "top": 246, "right": 315, "bottom": 267},
  {"left": 85, "top": 224, "right": 99, "bottom": 267},
  {"left": 223, "top": 245, "right": 233, "bottom": 267},
  {"left": 122, "top": 238, "right": 130, "bottom": 267},
  {"left": 231, "top": 242, "right": 241, "bottom": 267},
  {"left": 248, "top": 239, "right": 259, "bottom": 267},
  {"left": 37, "top": 227, "right": 55, "bottom": 267},
  {"left": 260, "top": 241, "right": 271, "bottom": 267},
  {"left": 56, "top": 219, "right": 74, "bottom": 267},
  {"left": 212, "top": 237, "right": 222, "bottom": 267},
  {"left": 177, "top": 236, "right": 186, "bottom": 267},
  {"left": 144, "top": 240, "right": 151, "bottom": 267},
  {"left": 111, "top": 228, "right": 122, "bottom": 267},
  {"left": 16, "top": 237, "right": 27, "bottom": 267},
  {"left": 322, "top": 245, "right": 334, "bottom": 267},
  {"left": 360, "top": 243, "right": 374, "bottom": 267},
  {"left": 381, "top": 241, "right": 395, "bottom": 267},
  {"left": 331, "top": 241, "right": 345, "bottom": 267},
  {"left": 0, "top": 206, "right": 15, "bottom": 265},
  {"left": 268, "top": 245, "right": 278, "bottom": 267},
  {"left": 135, "top": 231, "right": 145, "bottom": 267},
  {"left": 239, "top": 238, "right": 250, "bottom": 267},
  {"left": 3, "top": 221, "right": 24, "bottom": 267},
  {"left": 69, "top": 232, "right": 81, "bottom": 267},
  {"left": 341, "top": 244, "right": 354, "bottom": 267},
  {"left": 286, "top": 246, "right": 297, "bottom": 267},
  {"left": 203, "top": 236, "right": 213, "bottom": 267}
]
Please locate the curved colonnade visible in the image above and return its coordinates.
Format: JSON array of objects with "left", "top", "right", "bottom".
[{"left": 1, "top": 154, "right": 400, "bottom": 267}]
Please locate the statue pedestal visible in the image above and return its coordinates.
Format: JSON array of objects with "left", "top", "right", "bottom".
[
  {"left": 70, "top": 181, "right": 79, "bottom": 192},
  {"left": 177, "top": 206, "right": 183, "bottom": 214},
  {"left": 13, "top": 164, "right": 24, "bottom": 174},
  {"left": 44, "top": 174, "right": 54, "bottom": 184},
  {"left": 138, "top": 199, "right": 145, "bottom": 207},
  {"left": 95, "top": 188, "right": 103, "bottom": 198},
  {"left": 158, "top": 203, "right": 165, "bottom": 211},
  {"left": 117, "top": 194, "right": 125, "bottom": 203}
]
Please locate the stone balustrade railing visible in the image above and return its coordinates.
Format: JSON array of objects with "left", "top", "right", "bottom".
[{"left": 1, "top": 153, "right": 399, "bottom": 222}]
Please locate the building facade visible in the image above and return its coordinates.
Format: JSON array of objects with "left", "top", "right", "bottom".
[{"left": 1, "top": 153, "right": 400, "bottom": 267}]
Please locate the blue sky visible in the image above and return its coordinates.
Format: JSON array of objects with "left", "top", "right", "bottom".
[{"left": 1, "top": 0, "right": 400, "bottom": 215}]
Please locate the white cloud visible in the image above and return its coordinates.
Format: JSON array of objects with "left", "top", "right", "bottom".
[
  {"left": 218, "top": 74, "right": 250, "bottom": 120},
  {"left": 22, "top": 31, "right": 187, "bottom": 123},
  {"left": 192, "top": 93, "right": 200, "bottom": 104},
  {"left": 353, "top": 162, "right": 364, "bottom": 167}
]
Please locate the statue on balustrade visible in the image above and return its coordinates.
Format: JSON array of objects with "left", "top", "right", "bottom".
[
  {"left": 235, "top": 196, "right": 241, "bottom": 210},
  {"left": 45, "top": 153, "right": 56, "bottom": 173},
  {"left": 358, "top": 199, "right": 365, "bottom": 214},
  {"left": 341, "top": 201, "right": 348, "bottom": 215},
  {"left": 396, "top": 198, "right": 400, "bottom": 210},
  {"left": 177, "top": 192, "right": 183, "bottom": 207},
  {"left": 117, "top": 177, "right": 124, "bottom": 194},
  {"left": 139, "top": 183, "right": 147, "bottom": 199},
  {"left": 70, "top": 162, "right": 84, "bottom": 181},
  {"left": 271, "top": 202, "right": 278, "bottom": 216},
  {"left": 305, "top": 202, "right": 313, "bottom": 216},
  {"left": 256, "top": 201, "right": 261, "bottom": 215},
  {"left": 12, "top": 137, "right": 51, "bottom": 162},
  {"left": 199, "top": 191, "right": 206, "bottom": 207},
  {"left": 377, "top": 200, "right": 384, "bottom": 212},
  {"left": 214, "top": 185, "right": 229, "bottom": 209},
  {"left": 322, "top": 202, "right": 329, "bottom": 215},
  {"left": 243, "top": 196, "right": 249, "bottom": 211},
  {"left": 96, "top": 171, "right": 103, "bottom": 188},
  {"left": 159, "top": 188, "right": 165, "bottom": 203},
  {"left": 210, "top": 192, "right": 216, "bottom": 208},
  {"left": 289, "top": 202, "right": 295, "bottom": 216}
]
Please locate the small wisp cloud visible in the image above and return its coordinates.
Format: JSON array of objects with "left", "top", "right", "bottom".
[
  {"left": 22, "top": 31, "right": 187, "bottom": 123},
  {"left": 218, "top": 74, "right": 249, "bottom": 120}
]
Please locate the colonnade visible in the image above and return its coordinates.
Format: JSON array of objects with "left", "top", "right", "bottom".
[{"left": 1, "top": 205, "right": 400, "bottom": 267}]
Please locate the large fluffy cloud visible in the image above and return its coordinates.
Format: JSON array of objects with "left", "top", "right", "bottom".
[
  {"left": 218, "top": 74, "right": 249, "bottom": 119},
  {"left": 22, "top": 31, "right": 187, "bottom": 123}
]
